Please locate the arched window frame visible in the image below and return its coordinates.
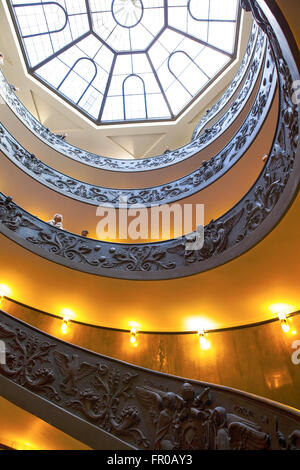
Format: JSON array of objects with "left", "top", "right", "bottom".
[
  {"left": 122, "top": 73, "right": 148, "bottom": 120},
  {"left": 57, "top": 57, "right": 98, "bottom": 105},
  {"left": 14, "top": 2, "right": 68, "bottom": 38},
  {"left": 167, "top": 50, "right": 210, "bottom": 97}
]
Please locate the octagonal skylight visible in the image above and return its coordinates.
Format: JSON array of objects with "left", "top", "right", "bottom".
[{"left": 8, "top": 0, "right": 241, "bottom": 124}]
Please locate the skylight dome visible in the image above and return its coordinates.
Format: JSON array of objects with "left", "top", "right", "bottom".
[{"left": 8, "top": 0, "right": 241, "bottom": 124}]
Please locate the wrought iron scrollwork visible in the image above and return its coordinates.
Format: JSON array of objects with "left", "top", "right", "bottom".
[
  {"left": 0, "top": 24, "right": 264, "bottom": 172},
  {"left": 0, "top": 41, "right": 274, "bottom": 207},
  {"left": 0, "top": 0, "right": 298, "bottom": 281},
  {"left": 0, "top": 310, "right": 299, "bottom": 450}
]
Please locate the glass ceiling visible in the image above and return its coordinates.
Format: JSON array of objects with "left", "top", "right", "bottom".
[{"left": 8, "top": 0, "right": 240, "bottom": 124}]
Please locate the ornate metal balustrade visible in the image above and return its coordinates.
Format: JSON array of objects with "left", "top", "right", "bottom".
[
  {"left": 192, "top": 21, "right": 258, "bottom": 140},
  {"left": 0, "top": 0, "right": 298, "bottom": 281},
  {"left": 0, "top": 23, "right": 265, "bottom": 173},
  {"left": 0, "top": 309, "right": 299, "bottom": 450},
  {"left": 0, "top": 42, "right": 274, "bottom": 207}
]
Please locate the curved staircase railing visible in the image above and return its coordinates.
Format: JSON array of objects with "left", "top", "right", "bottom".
[
  {"left": 0, "top": 309, "right": 299, "bottom": 450},
  {"left": 192, "top": 21, "right": 258, "bottom": 140},
  {"left": 0, "top": 42, "right": 274, "bottom": 208},
  {"left": 0, "top": 0, "right": 298, "bottom": 281},
  {"left": 0, "top": 23, "right": 264, "bottom": 173}
]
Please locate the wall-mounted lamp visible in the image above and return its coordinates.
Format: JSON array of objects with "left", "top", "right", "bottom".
[
  {"left": 60, "top": 308, "right": 73, "bottom": 335},
  {"left": 198, "top": 327, "right": 211, "bottom": 350},
  {"left": 269, "top": 304, "right": 295, "bottom": 334},
  {"left": 0, "top": 285, "right": 11, "bottom": 302},
  {"left": 278, "top": 311, "right": 290, "bottom": 333},
  {"left": 130, "top": 327, "right": 137, "bottom": 345},
  {"left": 61, "top": 318, "right": 69, "bottom": 335}
]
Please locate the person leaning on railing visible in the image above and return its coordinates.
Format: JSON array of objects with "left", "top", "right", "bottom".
[{"left": 47, "top": 214, "right": 63, "bottom": 229}]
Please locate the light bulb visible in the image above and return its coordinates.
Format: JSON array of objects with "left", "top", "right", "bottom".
[
  {"left": 281, "top": 320, "right": 290, "bottom": 334},
  {"left": 198, "top": 327, "right": 211, "bottom": 350},
  {"left": 278, "top": 311, "right": 287, "bottom": 322},
  {"left": 130, "top": 327, "right": 137, "bottom": 345},
  {"left": 61, "top": 308, "right": 73, "bottom": 322},
  {"left": 60, "top": 308, "right": 74, "bottom": 335},
  {"left": 199, "top": 335, "right": 211, "bottom": 350},
  {"left": 61, "top": 321, "right": 68, "bottom": 335},
  {"left": 0, "top": 284, "right": 11, "bottom": 299}
]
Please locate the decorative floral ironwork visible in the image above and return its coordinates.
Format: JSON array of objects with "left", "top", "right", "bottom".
[
  {"left": 192, "top": 22, "right": 259, "bottom": 140},
  {"left": 0, "top": 0, "right": 298, "bottom": 281},
  {"left": 0, "top": 26, "right": 264, "bottom": 172},
  {"left": 169, "top": 209, "right": 244, "bottom": 265},
  {"left": 100, "top": 246, "right": 176, "bottom": 272},
  {"left": 0, "top": 42, "right": 274, "bottom": 208},
  {"left": 0, "top": 311, "right": 299, "bottom": 450},
  {"left": 0, "top": 321, "right": 59, "bottom": 400}
]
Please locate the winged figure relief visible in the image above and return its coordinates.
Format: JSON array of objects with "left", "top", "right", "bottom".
[
  {"left": 54, "top": 351, "right": 97, "bottom": 396},
  {"left": 136, "top": 383, "right": 211, "bottom": 450},
  {"left": 207, "top": 406, "right": 270, "bottom": 450},
  {"left": 200, "top": 208, "right": 244, "bottom": 258},
  {"left": 136, "top": 386, "right": 179, "bottom": 450},
  {"left": 0, "top": 196, "right": 41, "bottom": 232},
  {"left": 168, "top": 209, "right": 244, "bottom": 264}
]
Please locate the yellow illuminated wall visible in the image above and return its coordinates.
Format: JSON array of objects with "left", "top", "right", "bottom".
[{"left": 2, "top": 297, "right": 300, "bottom": 410}]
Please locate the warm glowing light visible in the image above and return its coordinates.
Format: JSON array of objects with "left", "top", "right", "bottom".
[
  {"left": 199, "top": 335, "right": 211, "bottom": 350},
  {"left": 61, "top": 308, "right": 74, "bottom": 322},
  {"left": 60, "top": 308, "right": 74, "bottom": 335},
  {"left": 9, "top": 440, "right": 34, "bottom": 450},
  {"left": 292, "top": 330, "right": 297, "bottom": 336},
  {"left": 0, "top": 284, "right": 11, "bottom": 299},
  {"left": 268, "top": 303, "right": 296, "bottom": 334},
  {"left": 269, "top": 303, "right": 295, "bottom": 318},
  {"left": 198, "top": 327, "right": 211, "bottom": 350},
  {"left": 61, "top": 321, "right": 68, "bottom": 335},
  {"left": 130, "top": 327, "right": 137, "bottom": 345},
  {"left": 281, "top": 320, "right": 290, "bottom": 333},
  {"left": 197, "top": 326, "right": 205, "bottom": 336},
  {"left": 22, "top": 442, "right": 33, "bottom": 450},
  {"left": 186, "top": 317, "right": 214, "bottom": 332},
  {"left": 278, "top": 311, "right": 287, "bottom": 321}
]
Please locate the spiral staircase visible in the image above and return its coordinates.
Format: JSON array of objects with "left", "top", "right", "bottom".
[{"left": 0, "top": 0, "right": 299, "bottom": 450}]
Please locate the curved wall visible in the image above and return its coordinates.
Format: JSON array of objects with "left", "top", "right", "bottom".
[
  {"left": 0, "top": 88, "right": 279, "bottom": 240},
  {"left": 2, "top": 297, "right": 299, "bottom": 410},
  {"left": 0, "top": 191, "right": 299, "bottom": 332},
  {"left": 0, "top": 64, "right": 261, "bottom": 189},
  {"left": 0, "top": 0, "right": 297, "bottom": 336},
  {"left": 276, "top": 0, "right": 300, "bottom": 47}
]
